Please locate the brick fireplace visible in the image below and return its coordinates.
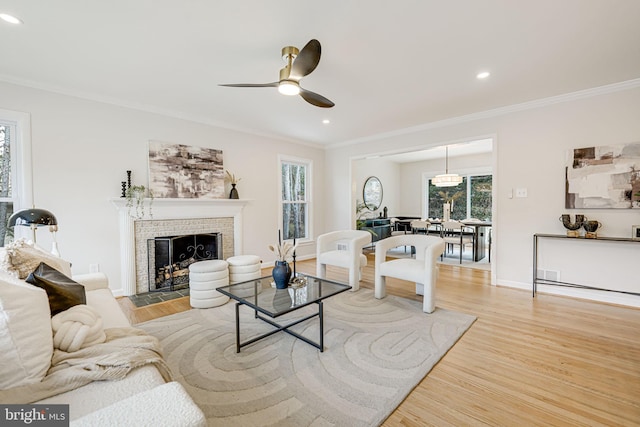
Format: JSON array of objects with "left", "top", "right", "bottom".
[{"left": 111, "top": 198, "right": 248, "bottom": 295}]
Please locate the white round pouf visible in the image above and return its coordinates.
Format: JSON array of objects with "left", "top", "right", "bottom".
[
  {"left": 227, "top": 255, "right": 262, "bottom": 284},
  {"left": 188, "top": 260, "right": 229, "bottom": 309},
  {"left": 227, "top": 255, "right": 262, "bottom": 298}
]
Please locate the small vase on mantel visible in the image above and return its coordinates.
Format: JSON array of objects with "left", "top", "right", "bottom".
[
  {"left": 229, "top": 184, "right": 239, "bottom": 199},
  {"left": 272, "top": 260, "right": 291, "bottom": 289}
]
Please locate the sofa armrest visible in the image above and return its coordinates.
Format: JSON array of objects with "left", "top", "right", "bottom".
[
  {"left": 71, "top": 382, "right": 206, "bottom": 427},
  {"left": 72, "top": 272, "right": 109, "bottom": 292}
]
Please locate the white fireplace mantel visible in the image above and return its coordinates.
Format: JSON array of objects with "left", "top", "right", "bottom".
[{"left": 111, "top": 198, "right": 250, "bottom": 296}]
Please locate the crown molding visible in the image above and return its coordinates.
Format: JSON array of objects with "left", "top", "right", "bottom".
[
  {"left": 2, "top": 73, "right": 638, "bottom": 151},
  {"left": 328, "top": 78, "right": 640, "bottom": 149},
  {"left": 0, "top": 74, "right": 324, "bottom": 149}
]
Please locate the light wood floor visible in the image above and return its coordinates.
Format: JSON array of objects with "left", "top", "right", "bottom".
[{"left": 117, "top": 256, "right": 640, "bottom": 426}]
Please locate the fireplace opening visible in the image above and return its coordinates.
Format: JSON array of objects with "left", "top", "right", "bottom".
[{"left": 147, "top": 232, "right": 222, "bottom": 292}]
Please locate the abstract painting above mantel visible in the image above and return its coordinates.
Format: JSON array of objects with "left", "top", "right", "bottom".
[
  {"left": 148, "top": 141, "right": 225, "bottom": 199},
  {"left": 565, "top": 142, "right": 640, "bottom": 209}
]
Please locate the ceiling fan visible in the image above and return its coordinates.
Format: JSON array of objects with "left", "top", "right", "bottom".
[{"left": 219, "top": 39, "right": 334, "bottom": 108}]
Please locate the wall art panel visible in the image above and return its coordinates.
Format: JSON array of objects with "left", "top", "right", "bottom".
[
  {"left": 148, "top": 141, "right": 224, "bottom": 199},
  {"left": 565, "top": 142, "right": 640, "bottom": 209}
]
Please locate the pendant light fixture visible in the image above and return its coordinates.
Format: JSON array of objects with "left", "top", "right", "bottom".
[{"left": 432, "top": 145, "right": 463, "bottom": 187}]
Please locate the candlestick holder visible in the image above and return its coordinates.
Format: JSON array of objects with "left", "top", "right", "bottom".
[{"left": 292, "top": 249, "right": 297, "bottom": 277}]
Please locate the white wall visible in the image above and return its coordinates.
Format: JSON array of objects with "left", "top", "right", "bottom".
[
  {"left": 1, "top": 82, "right": 325, "bottom": 294},
  {"left": 352, "top": 157, "right": 400, "bottom": 220},
  {"left": 326, "top": 83, "right": 640, "bottom": 307}
]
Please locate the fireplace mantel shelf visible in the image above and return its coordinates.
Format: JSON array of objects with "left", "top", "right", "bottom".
[{"left": 111, "top": 198, "right": 251, "bottom": 207}]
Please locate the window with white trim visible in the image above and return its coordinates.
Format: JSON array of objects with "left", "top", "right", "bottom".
[
  {"left": 0, "top": 110, "right": 32, "bottom": 247},
  {"left": 0, "top": 122, "right": 15, "bottom": 246},
  {"left": 280, "top": 157, "right": 311, "bottom": 240},
  {"left": 426, "top": 174, "right": 492, "bottom": 221}
]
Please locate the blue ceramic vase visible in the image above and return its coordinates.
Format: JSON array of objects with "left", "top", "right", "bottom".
[{"left": 272, "top": 260, "right": 291, "bottom": 289}]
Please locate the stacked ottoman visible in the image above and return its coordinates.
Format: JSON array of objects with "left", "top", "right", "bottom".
[
  {"left": 188, "top": 260, "right": 229, "bottom": 308},
  {"left": 227, "top": 255, "right": 262, "bottom": 298}
]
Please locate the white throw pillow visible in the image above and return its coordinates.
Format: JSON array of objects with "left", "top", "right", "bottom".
[
  {"left": 0, "top": 270, "right": 54, "bottom": 389},
  {"left": 0, "top": 239, "right": 72, "bottom": 279}
]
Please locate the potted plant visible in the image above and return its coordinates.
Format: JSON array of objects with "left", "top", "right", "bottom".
[{"left": 125, "top": 185, "right": 154, "bottom": 219}]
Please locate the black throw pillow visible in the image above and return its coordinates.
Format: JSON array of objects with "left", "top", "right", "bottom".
[{"left": 25, "top": 262, "right": 86, "bottom": 316}]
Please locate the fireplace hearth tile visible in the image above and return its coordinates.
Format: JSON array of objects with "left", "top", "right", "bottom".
[{"left": 128, "top": 288, "right": 190, "bottom": 308}]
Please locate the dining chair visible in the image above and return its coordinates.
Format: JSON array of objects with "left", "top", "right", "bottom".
[
  {"left": 410, "top": 219, "right": 430, "bottom": 234},
  {"left": 390, "top": 218, "right": 410, "bottom": 236},
  {"left": 440, "top": 220, "right": 475, "bottom": 264}
]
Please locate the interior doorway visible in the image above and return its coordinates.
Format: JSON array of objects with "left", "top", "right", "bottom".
[{"left": 350, "top": 137, "right": 497, "bottom": 282}]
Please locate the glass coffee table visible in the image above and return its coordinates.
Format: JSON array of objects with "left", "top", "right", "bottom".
[{"left": 216, "top": 274, "right": 351, "bottom": 352}]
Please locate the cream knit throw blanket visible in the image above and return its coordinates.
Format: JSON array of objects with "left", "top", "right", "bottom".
[{"left": 0, "top": 327, "right": 172, "bottom": 404}]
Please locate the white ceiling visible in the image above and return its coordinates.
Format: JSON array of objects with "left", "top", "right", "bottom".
[
  {"left": 1, "top": 1, "right": 639, "bottom": 147},
  {"left": 382, "top": 138, "right": 493, "bottom": 164}
]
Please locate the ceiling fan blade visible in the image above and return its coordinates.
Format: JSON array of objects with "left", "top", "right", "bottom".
[
  {"left": 219, "top": 82, "right": 278, "bottom": 88},
  {"left": 299, "top": 88, "right": 334, "bottom": 108},
  {"left": 289, "top": 39, "right": 321, "bottom": 80}
]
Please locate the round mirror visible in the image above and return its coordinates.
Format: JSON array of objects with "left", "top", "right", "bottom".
[{"left": 363, "top": 176, "right": 383, "bottom": 210}]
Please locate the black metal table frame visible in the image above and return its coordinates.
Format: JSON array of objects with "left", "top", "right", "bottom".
[
  {"left": 234, "top": 300, "right": 324, "bottom": 353},
  {"left": 532, "top": 233, "right": 640, "bottom": 298}
]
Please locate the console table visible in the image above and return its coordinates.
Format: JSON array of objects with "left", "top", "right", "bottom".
[
  {"left": 358, "top": 218, "right": 391, "bottom": 243},
  {"left": 532, "top": 233, "right": 640, "bottom": 297}
]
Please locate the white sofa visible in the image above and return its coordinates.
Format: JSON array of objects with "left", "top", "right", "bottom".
[{"left": 0, "top": 244, "right": 206, "bottom": 426}]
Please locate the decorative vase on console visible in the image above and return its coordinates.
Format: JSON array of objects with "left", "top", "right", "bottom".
[
  {"left": 559, "top": 214, "right": 585, "bottom": 237},
  {"left": 272, "top": 261, "right": 292, "bottom": 289},
  {"left": 583, "top": 220, "right": 602, "bottom": 239}
]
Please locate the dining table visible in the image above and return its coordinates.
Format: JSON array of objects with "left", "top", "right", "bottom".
[{"left": 393, "top": 218, "right": 491, "bottom": 262}]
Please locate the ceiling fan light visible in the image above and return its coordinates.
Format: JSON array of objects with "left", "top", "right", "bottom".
[
  {"left": 278, "top": 81, "right": 300, "bottom": 96},
  {"left": 432, "top": 173, "right": 463, "bottom": 187}
]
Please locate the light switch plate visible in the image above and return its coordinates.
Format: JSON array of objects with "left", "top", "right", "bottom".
[{"left": 515, "top": 188, "right": 528, "bottom": 198}]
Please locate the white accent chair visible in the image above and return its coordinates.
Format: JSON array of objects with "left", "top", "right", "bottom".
[
  {"left": 374, "top": 234, "right": 445, "bottom": 313},
  {"left": 316, "top": 230, "right": 372, "bottom": 291}
]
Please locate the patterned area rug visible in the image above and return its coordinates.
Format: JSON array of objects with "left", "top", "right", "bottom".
[{"left": 138, "top": 288, "right": 476, "bottom": 426}]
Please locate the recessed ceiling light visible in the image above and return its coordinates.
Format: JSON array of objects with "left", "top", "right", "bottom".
[
  {"left": 0, "top": 13, "right": 23, "bottom": 24},
  {"left": 476, "top": 71, "right": 490, "bottom": 80},
  {"left": 322, "top": 119, "right": 330, "bottom": 124}
]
